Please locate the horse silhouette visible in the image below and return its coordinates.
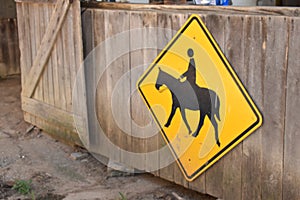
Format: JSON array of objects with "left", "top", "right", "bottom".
[{"left": 155, "top": 68, "right": 221, "bottom": 147}]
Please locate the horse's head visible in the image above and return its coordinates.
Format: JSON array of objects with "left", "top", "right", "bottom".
[{"left": 155, "top": 67, "right": 165, "bottom": 91}]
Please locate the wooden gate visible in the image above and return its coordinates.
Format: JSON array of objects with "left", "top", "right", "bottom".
[{"left": 16, "top": 0, "right": 84, "bottom": 145}]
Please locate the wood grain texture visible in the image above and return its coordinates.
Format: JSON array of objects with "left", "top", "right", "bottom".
[
  {"left": 81, "top": 2, "right": 300, "bottom": 17},
  {"left": 129, "top": 11, "right": 160, "bottom": 172},
  {"left": 222, "top": 15, "right": 244, "bottom": 200},
  {"left": 17, "top": 3, "right": 300, "bottom": 199},
  {"left": 18, "top": 1, "right": 84, "bottom": 147},
  {"left": 0, "top": 19, "right": 20, "bottom": 78},
  {"left": 22, "top": 0, "right": 70, "bottom": 97},
  {"left": 283, "top": 17, "right": 300, "bottom": 200},
  {"left": 261, "top": 16, "right": 288, "bottom": 200},
  {"left": 241, "top": 16, "right": 264, "bottom": 200}
]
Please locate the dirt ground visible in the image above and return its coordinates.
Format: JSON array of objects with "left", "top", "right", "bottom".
[{"left": 0, "top": 76, "right": 215, "bottom": 200}]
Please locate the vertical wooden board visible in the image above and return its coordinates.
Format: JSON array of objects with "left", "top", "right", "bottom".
[
  {"left": 82, "top": 9, "right": 94, "bottom": 59},
  {"left": 32, "top": 4, "right": 43, "bottom": 101},
  {"left": 21, "top": 3, "right": 33, "bottom": 93},
  {"left": 104, "top": 10, "right": 130, "bottom": 163},
  {"left": 283, "top": 18, "right": 300, "bottom": 200},
  {"left": 130, "top": 11, "right": 146, "bottom": 170},
  {"left": 28, "top": 5, "right": 36, "bottom": 69},
  {"left": 68, "top": 3, "right": 77, "bottom": 92},
  {"left": 261, "top": 16, "right": 288, "bottom": 200},
  {"left": 156, "top": 12, "right": 176, "bottom": 182},
  {"left": 44, "top": 4, "right": 55, "bottom": 106},
  {"left": 5, "top": 19, "right": 20, "bottom": 76},
  {"left": 16, "top": 4, "right": 25, "bottom": 85},
  {"left": 242, "top": 16, "right": 264, "bottom": 200},
  {"left": 0, "top": 20, "right": 7, "bottom": 76},
  {"left": 13, "top": 19, "right": 20, "bottom": 75},
  {"left": 93, "top": 10, "right": 108, "bottom": 152},
  {"left": 71, "top": 0, "right": 84, "bottom": 141},
  {"left": 204, "top": 14, "right": 225, "bottom": 199},
  {"left": 87, "top": 9, "right": 101, "bottom": 149},
  {"left": 222, "top": 15, "right": 244, "bottom": 200},
  {"left": 46, "top": 4, "right": 61, "bottom": 108},
  {"left": 56, "top": 31, "right": 67, "bottom": 110},
  {"left": 130, "top": 11, "right": 159, "bottom": 172},
  {"left": 61, "top": 7, "right": 72, "bottom": 112}
]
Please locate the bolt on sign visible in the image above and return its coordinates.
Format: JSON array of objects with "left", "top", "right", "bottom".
[{"left": 137, "top": 14, "right": 263, "bottom": 181}]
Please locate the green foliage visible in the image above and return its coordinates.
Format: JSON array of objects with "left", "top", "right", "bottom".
[
  {"left": 12, "top": 179, "right": 35, "bottom": 200},
  {"left": 118, "top": 192, "right": 127, "bottom": 200},
  {"left": 12, "top": 179, "right": 32, "bottom": 195}
]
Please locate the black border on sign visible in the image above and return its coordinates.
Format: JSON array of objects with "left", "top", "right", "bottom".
[{"left": 137, "top": 16, "right": 262, "bottom": 180}]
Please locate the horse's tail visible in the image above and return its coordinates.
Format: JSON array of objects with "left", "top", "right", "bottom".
[{"left": 215, "top": 95, "right": 221, "bottom": 121}]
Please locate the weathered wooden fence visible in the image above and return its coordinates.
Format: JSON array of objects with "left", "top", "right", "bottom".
[
  {"left": 0, "top": 0, "right": 20, "bottom": 78},
  {"left": 17, "top": 1, "right": 300, "bottom": 199},
  {"left": 16, "top": 0, "right": 83, "bottom": 145}
]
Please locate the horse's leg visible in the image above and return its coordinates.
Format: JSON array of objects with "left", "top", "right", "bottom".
[
  {"left": 165, "top": 104, "right": 177, "bottom": 127},
  {"left": 210, "top": 116, "right": 220, "bottom": 147},
  {"left": 180, "top": 108, "right": 192, "bottom": 134},
  {"left": 192, "top": 112, "right": 205, "bottom": 137}
]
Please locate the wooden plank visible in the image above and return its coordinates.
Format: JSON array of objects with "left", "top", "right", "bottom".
[
  {"left": 204, "top": 14, "right": 225, "bottom": 199},
  {"left": 82, "top": 9, "right": 94, "bottom": 59},
  {"left": 32, "top": 4, "right": 44, "bottom": 101},
  {"left": 23, "top": 112, "right": 82, "bottom": 146},
  {"left": 130, "top": 11, "right": 160, "bottom": 173},
  {"left": 56, "top": 31, "right": 67, "bottom": 110},
  {"left": 241, "top": 16, "right": 264, "bottom": 200},
  {"left": 82, "top": 9, "right": 96, "bottom": 149},
  {"left": 81, "top": 2, "right": 300, "bottom": 17},
  {"left": 11, "top": 19, "right": 20, "bottom": 75},
  {"left": 15, "top": 0, "right": 56, "bottom": 3},
  {"left": 102, "top": 10, "right": 130, "bottom": 164},
  {"left": 22, "top": 0, "right": 71, "bottom": 98},
  {"left": 283, "top": 17, "right": 300, "bottom": 200},
  {"left": 61, "top": 6, "right": 72, "bottom": 112},
  {"left": 261, "top": 16, "right": 288, "bottom": 200},
  {"left": 21, "top": 96, "right": 81, "bottom": 132},
  {"left": 44, "top": 4, "right": 55, "bottom": 106},
  {"left": 0, "top": 20, "right": 7, "bottom": 77},
  {"left": 16, "top": 4, "right": 26, "bottom": 85},
  {"left": 129, "top": 11, "right": 146, "bottom": 170},
  {"left": 21, "top": 3, "right": 33, "bottom": 86},
  {"left": 89, "top": 9, "right": 104, "bottom": 150},
  {"left": 71, "top": 0, "right": 86, "bottom": 146},
  {"left": 0, "top": 0, "right": 17, "bottom": 18},
  {"left": 221, "top": 15, "right": 244, "bottom": 200},
  {"left": 5, "top": 19, "right": 20, "bottom": 76},
  {"left": 44, "top": 4, "right": 60, "bottom": 108}
]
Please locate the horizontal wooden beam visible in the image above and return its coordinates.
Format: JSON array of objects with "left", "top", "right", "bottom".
[
  {"left": 22, "top": 96, "right": 81, "bottom": 133},
  {"left": 81, "top": 2, "right": 300, "bottom": 17},
  {"left": 15, "top": 0, "right": 56, "bottom": 4}
]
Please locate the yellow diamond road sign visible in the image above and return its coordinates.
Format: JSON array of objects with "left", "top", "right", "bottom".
[{"left": 137, "top": 14, "right": 263, "bottom": 181}]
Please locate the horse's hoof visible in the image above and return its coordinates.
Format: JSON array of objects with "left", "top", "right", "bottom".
[
  {"left": 216, "top": 140, "right": 221, "bottom": 147},
  {"left": 192, "top": 132, "right": 198, "bottom": 137},
  {"left": 164, "top": 123, "right": 170, "bottom": 128}
]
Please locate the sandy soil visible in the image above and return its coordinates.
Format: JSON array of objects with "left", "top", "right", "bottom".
[{"left": 0, "top": 76, "right": 215, "bottom": 200}]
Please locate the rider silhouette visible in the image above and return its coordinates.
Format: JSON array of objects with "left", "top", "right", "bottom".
[{"left": 179, "top": 48, "right": 196, "bottom": 88}]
